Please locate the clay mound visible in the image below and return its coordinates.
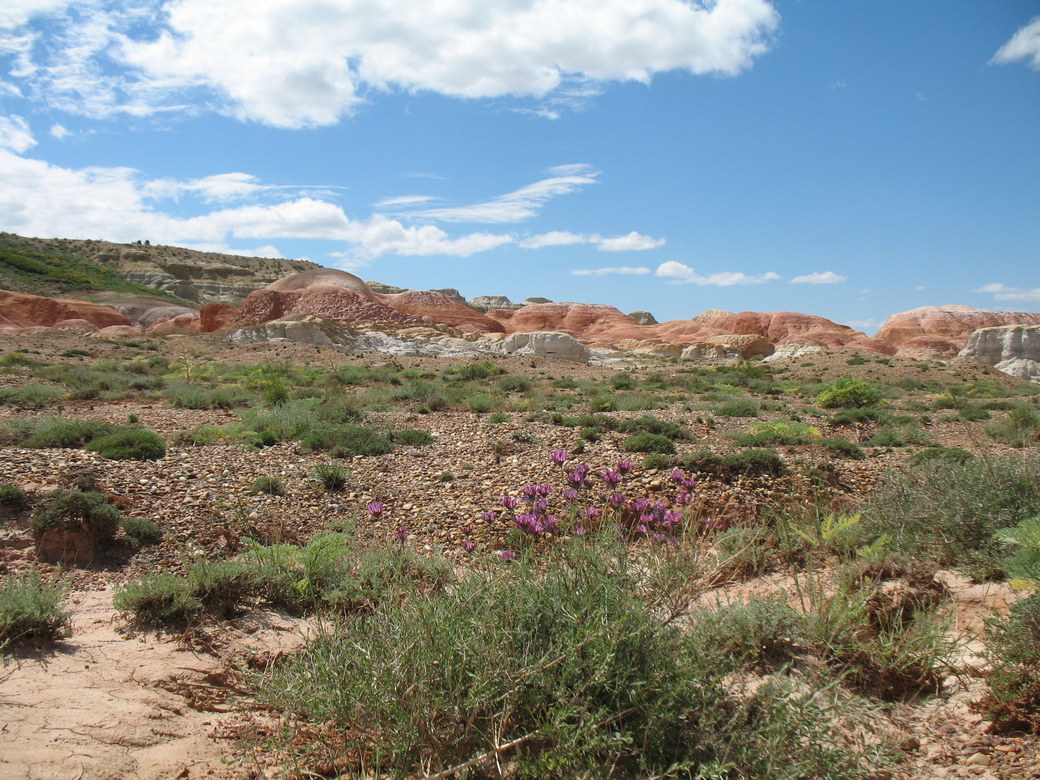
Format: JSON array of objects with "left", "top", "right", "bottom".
[
  {"left": 378, "top": 290, "right": 505, "bottom": 335},
  {"left": 230, "top": 287, "right": 424, "bottom": 330},
  {"left": 487, "top": 302, "right": 651, "bottom": 341},
  {"left": 683, "top": 309, "right": 865, "bottom": 346},
  {"left": 876, "top": 306, "right": 1040, "bottom": 351},
  {"left": 265, "top": 268, "right": 376, "bottom": 298},
  {"left": 896, "top": 336, "right": 968, "bottom": 360},
  {"left": 844, "top": 337, "right": 898, "bottom": 355},
  {"left": 0, "top": 290, "right": 131, "bottom": 330}
]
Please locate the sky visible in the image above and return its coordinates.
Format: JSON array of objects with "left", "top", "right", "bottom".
[{"left": 0, "top": 1, "right": 1038, "bottom": 334}]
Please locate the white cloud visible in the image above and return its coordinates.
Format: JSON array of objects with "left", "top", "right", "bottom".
[
  {"left": 519, "top": 231, "right": 588, "bottom": 249},
  {"left": 0, "top": 114, "right": 35, "bottom": 152},
  {"left": 595, "top": 231, "right": 665, "bottom": 252},
  {"left": 0, "top": 147, "right": 514, "bottom": 259},
  {"left": 656, "top": 261, "right": 780, "bottom": 286},
  {"left": 992, "top": 16, "right": 1040, "bottom": 70},
  {"left": 972, "top": 282, "right": 1040, "bottom": 303},
  {"left": 415, "top": 165, "right": 599, "bottom": 223},
  {"left": 7, "top": 0, "right": 779, "bottom": 127},
  {"left": 789, "top": 271, "right": 847, "bottom": 285},
  {"left": 571, "top": 266, "right": 650, "bottom": 276},
  {"left": 373, "top": 195, "right": 437, "bottom": 208},
  {"left": 49, "top": 123, "right": 69, "bottom": 139}
]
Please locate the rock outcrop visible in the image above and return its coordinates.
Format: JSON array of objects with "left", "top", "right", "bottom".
[
  {"left": 487, "top": 303, "right": 650, "bottom": 341},
  {"left": 876, "top": 306, "right": 1040, "bottom": 358},
  {"left": 497, "top": 332, "right": 591, "bottom": 363},
  {"left": 960, "top": 325, "right": 1040, "bottom": 382},
  {"left": 681, "top": 334, "right": 775, "bottom": 361},
  {"left": 628, "top": 310, "right": 658, "bottom": 326},
  {"left": 468, "top": 295, "right": 523, "bottom": 312},
  {"left": 0, "top": 291, "right": 130, "bottom": 330}
]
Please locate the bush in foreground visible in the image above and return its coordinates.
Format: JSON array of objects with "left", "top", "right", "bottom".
[
  {"left": 255, "top": 539, "right": 865, "bottom": 779},
  {"left": 0, "top": 573, "right": 69, "bottom": 648}
]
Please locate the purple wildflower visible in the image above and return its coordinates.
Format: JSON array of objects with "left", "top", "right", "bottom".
[
  {"left": 550, "top": 449, "right": 569, "bottom": 466},
  {"left": 393, "top": 527, "right": 407, "bottom": 542},
  {"left": 669, "top": 469, "right": 686, "bottom": 483},
  {"left": 571, "top": 525, "right": 586, "bottom": 536},
  {"left": 501, "top": 495, "right": 520, "bottom": 510},
  {"left": 681, "top": 477, "right": 697, "bottom": 491},
  {"left": 367, "top": 501, "right": 385, "bottom": 518},
  {"left": 585, "top": 507, "right": 601, "bottom": 519},
  {"left": 674, "top": 492, "right": 692, "bottom": 506},
  {"left": 462, "top": 539, "right": 477, "bottom": 552},
  {"left": 481, "top": 510, "right": 499, "bottom": 522},
  {"left": 600, "top": 468, "right": 622, "bottom": 487},
  {"left": 615, "top": 460, "right": 633, "bottom": 474},
  {"left": 608, "top": 492, "right": 626, "bottom": 507},
  {"left": 562, "top": 488, "right": 579, "bottom": 502},
  {"left": 499, "top": 550, "right": 517, "bottom": 560}
]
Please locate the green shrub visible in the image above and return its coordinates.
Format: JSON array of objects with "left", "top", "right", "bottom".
[
  {"left": 301, "top": 423, "right": 393, "bottom": 457},
  {"left": 619, "top": 415, "right": 688, "bottom": 440},
  {"left": 734, "top": 421, "right": 818, "bottom": 447},
  {"left": 987, "top": 405, "right": 1040, "bottom": 448},
  {"left": 816, "top": 378, "right": 883, "bottom": 409},
  {"left": 443, "top": 361, "right": 504, "bottom": 381},
  {"left": 31, "top": 490, "right": 123, "bottom": 541},
  {"left": 859, "top": 455, "right": 1040, "bottom": 577},
  {"left": 85, "top": 428, "right": 166, "bottom": 461},
  {"left": 642, "top": 452, "right": 676, "bottom": 470},
  {"left": 487, "top": 412, "right": 510, "bottom": 424},
  {"left": 817, "top": 437, "right": 866, "bottom": 460},
  {"left": 121, "top": 516, "right": 163, "bottom": 545},
  {"left": 864, "top": 424, "right": 931, "bottom": 448},
  {"left": 187, "top": 558, "right": 259, "bottom": 617},
  {"left": 623, "top": 432, "right": 675, "bottom": 455},
  {"left": 248, "top": 476, "right": 286, "bottom": 496},
  {"left": 0, "top": 383, "right": 65, "bottom": 410},
  {"left": 465, "top": 392, "right": 496, "bottom": 413},
  {"left": 716, "top": 398, "right": 759, "bottom": 418},
  {"left": 830, "top": 408, "right": 890, "bottom": 426},
  {"left": 3, "top": 417, "right": 116, "bottom": 449},
  {"left": 0, "top": 573, "right": 69, "bottom": 647},
  {"left": 390, "top": 428, "right": 434, "bottom": 446},
  {"left": 254, "top": 540, "right": 863, "bottom": 779},
  {"left": 496, "top": 375, "right": 532, "bottom": 393},
  {"left": 723, "top": 449, "right": 787, "bottom": 477},
  {"left": 907, "top": 446, "right": 974, "bottom": 467},
  {"left": 113, "top": 574, "right": 203, "bottom": 625},
  {"left": 690, "top": 597, "right": 803, "bottom": 670},
  {"left": 977, "top": 594, "right": 1040, "bottom": 732},
  {"left": 0, "top": 484, "right": 28, "bottom": 508},
  {"left": 312, "top": 463, "right": 350, "bottom": 493}
]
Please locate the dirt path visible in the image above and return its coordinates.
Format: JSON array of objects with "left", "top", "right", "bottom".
[{"left": 0, "top": 588, "right": 305, "bottom": 780}]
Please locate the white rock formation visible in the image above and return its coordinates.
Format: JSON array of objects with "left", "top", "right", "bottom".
[
  {"left": 959, "top": 325, "right": 1040, "bottom": 382},
  {"left": 763, "top": 345, "right": 826, "bottom": 361},
  {"left": 682, "top": 334, "right": 774, "bottom": 361},
  {"left": 497, "top": 331, "right": 591, "bottom": 363}
]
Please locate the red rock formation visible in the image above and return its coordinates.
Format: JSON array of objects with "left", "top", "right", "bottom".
[
  {"left": 486, "top": 303, "right": 651, "bottom": 341},
  {"left": 0, "top": 291, "right": 130, "bottom": 329},
  {"left": 675, "top": 309, "right": 865, "bottom": 346},
  {"left": 874, "top": 306, "right": 1040, "bottom": 359},
  {"left": 377, "top": 290, "right": 504, "bottom": 334}
]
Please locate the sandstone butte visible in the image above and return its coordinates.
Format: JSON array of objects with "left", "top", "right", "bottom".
[
  {"left": 0, "top": 290, "right": 131, "bottom": 331},
  {"left": 875, "top": 305, "right": 1040, "bottom": 359}
]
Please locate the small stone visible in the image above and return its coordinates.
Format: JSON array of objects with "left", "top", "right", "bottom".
[{"left": 964, "top": 753, "right": 991, "bottom": 767}]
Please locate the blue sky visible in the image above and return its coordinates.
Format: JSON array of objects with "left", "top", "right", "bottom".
[{"left": 1, "top": 1, "right": 1038, "bottom": 334}]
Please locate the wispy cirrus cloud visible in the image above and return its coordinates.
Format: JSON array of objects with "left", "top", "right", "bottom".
[
  {"left": 656, "top": 261, "right": 780, "bottom": 286},
  {"left": 571, "top": 266, "right": 650, "bottom": 276},
  {"left": 790, "top": 271, "right": 847, "bottom": 284},
  {"left": 972, "top": 282, "right": 1040, "bottom": 303},
  {"left": 411, "top": 165, "right": 599, "bottom": 223},
  {"left": 520, "top": 230, "right": 665, "bottom": 251},
  {"left": 992, "top": 16, "right": 1040, "bottom": 70}
]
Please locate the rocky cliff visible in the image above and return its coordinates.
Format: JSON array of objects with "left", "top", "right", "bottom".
[{"left": 959, "top": 325, "right": 1040, "bottom": 382}]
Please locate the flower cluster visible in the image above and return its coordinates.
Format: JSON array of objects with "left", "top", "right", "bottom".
[{"left": 492, "top": 451, "right": 704, "bottom": 554}]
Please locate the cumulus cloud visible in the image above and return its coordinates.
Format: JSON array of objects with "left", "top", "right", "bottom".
[
  {"left": 0, "top": 147, "right": 514, "bottom": 258},
  {"left": 656, "top": 261, "right": 780, "bottom": 286},
  {"left": 6, "top": 0, "right": 779, "bottom": 127},
  {"left": 972, "top": 282, "right": 1040, "bottom": 303},
  {"left": 414, "top": 165, "right": 599, "bottom": 223},
  {"left": 0, "top": 114, "right": 35, "bottom": 152},
  {"left": 594, "top": 231, "right": 665, "bottom": 252},
  {"left": 571, "top": 266, "right": 651, "bottom": 276},
  {"left": 992, "top": 16, "right": 1040, "bottom": 70},
  {"left": 789, "top": 271, "right": 847, "bottom": 285}
]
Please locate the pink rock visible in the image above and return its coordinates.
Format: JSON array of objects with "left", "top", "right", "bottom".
[
  {"left": 0, "top": 290, "right": 131, "bottom": 329},
  {"left": 877, "top": 306, "right": 1040, "bottom": 351}
]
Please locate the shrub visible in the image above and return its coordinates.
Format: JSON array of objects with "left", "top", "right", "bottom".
[
  {"left": 113, "top": 574, "right": 203, "bottom": 625},
  {"left": 987, "top": 406, "right": 1040, "bottom": 448},
  {"left": 302, "top": 423, "right": 393, "bottom": 458},
  {"left": 466, "top": 392, "right": 496, "bottom": 413},
  {"left": 907, "top": 446, "right": 974, "bottom": 467},
  {"left": 487, "top": 412, "right": 510, "bottom": 424},
  {"left": 977, "top": 594, "right": 1040, "bottom": 732},
  {"left": 390, "top": 428, "right": 434, "bottom": 446},
  {"left": 248, "top": 476, "right": 286, "bottom": 496},
  {"left": 816, "top": 378, "right": 883, "bottom": 409},
  {"left": 496, "top": 375, "right": 532, "bottom": 393},
  {"left": 187, "top": 558, "right": 259, "bottom": 617},
  {"left": 121, "top": 516, "right": 163, "bottom": 545},
  {"left": 716, "top": 398, "right": 759, "bottom": 418},
  {"left": 254, "top": 540, "right": 862, "bottom": 779},
  {"left": 830, "top": 408, "right": 890, "bottom": 426},
  {"left": 0, "top": 573, "right": 69, "bottom": 648},
  {"left": 313, "top": 463, "right": 350, "bottom": 493},
  {"left": 619, "top": 415, "right": 688, "bottom": 440},
  {"left": 817, "top": 437, "right": 866, "bottom": 460},
  {"left": 723, "top": 449, "right": 787, "bottom": 478},
  {"left": 864, "top": 424, "right": 931, "bottom": 448},
  {"left": 623, "top": 432, "right": 675, "bottom": 455},
  {"left": 443, "top": 361, "right": 504, "bottom": 381},
  {"left": 0, "top": 484, "right": 28, "bottom": 509},
  {"left": 3, "top": 417, "right": 116, "bottom": 449},
  {"left": 734, "top": 421, "right": 819, "bottom": 447},
  {"left": 85, "top": 428, "right": 166, "bottom": 461},
  {"left": 690, "top": 597, "right": 803, "bottom": 670},
  {"left": 31, "top": 490, "right": 123, "bottom": 541},
  {"left": 859, "top": 455, "right": 1040, "bottom": 577},
  {"left": 0, "top": 384, "right": 65, "bottom": 410}
]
